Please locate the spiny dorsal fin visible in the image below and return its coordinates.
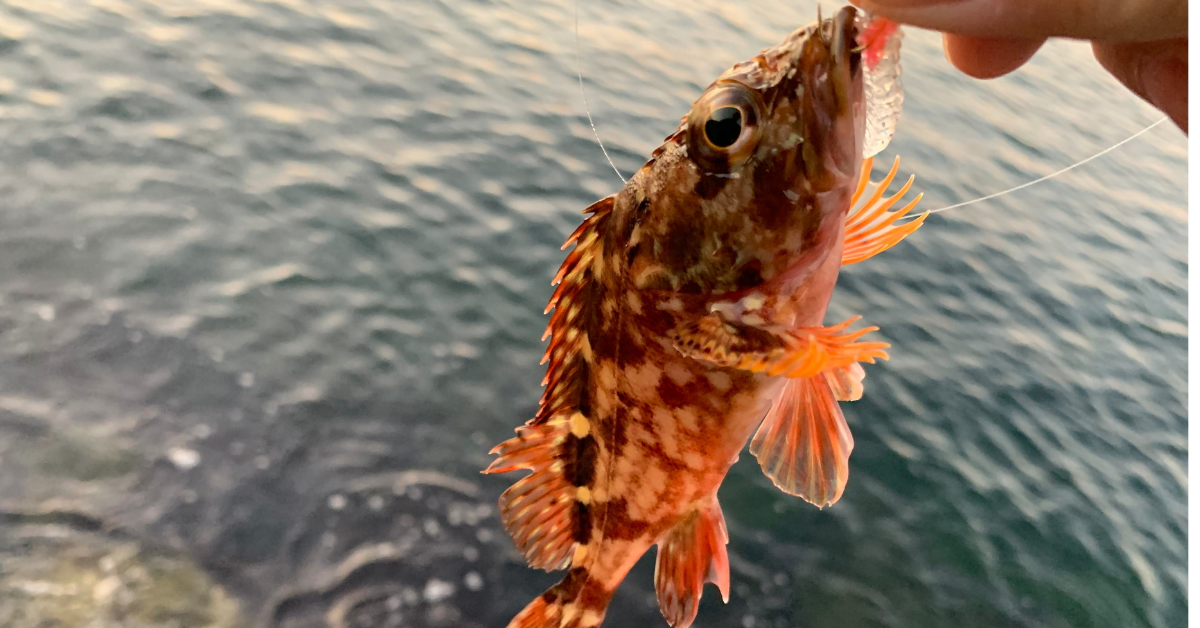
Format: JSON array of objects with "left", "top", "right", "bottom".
[
  {"left": 537, "top": 195, "right": 615, "bottom": 424},
  {"left": 484, "top": 195, "right": 614, "bottom": 572}
]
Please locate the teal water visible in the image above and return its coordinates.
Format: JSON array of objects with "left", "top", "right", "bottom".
[{"left": 0, "top": 1, "right": 1186, "bottom": 627}]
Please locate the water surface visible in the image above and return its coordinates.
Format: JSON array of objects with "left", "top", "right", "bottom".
[{"left": 0, "top": 1, "right": 1186, "bottom": 627}]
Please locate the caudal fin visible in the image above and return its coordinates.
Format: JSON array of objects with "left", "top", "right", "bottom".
[{"left": 506, "top": 567, "right": 611, "bottom": 628}]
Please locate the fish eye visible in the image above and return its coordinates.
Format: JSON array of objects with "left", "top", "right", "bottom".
[
  {"left": 704, "top": 107, "right": 743, "bottom": 148},
  {"left": 686, "top": 81, "right": 764, "bottom": 172}
]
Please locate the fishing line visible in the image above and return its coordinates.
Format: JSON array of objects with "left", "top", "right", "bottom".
[
  {"left": 898, "top": 117, "right": 1170, "bottom": 221},
  {"left": 571, "top": 1, "right": 1167, "bottom": 212},
  {"left": 574, "top": 0, "right": 626, "bottom": 184}
]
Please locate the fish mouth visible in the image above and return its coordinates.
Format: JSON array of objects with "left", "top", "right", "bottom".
[
  {"left": 782, "top": 6, "right": 864, "bottom": 196},
  {"left": 828, "top": 6, "right": 862, "bottom": 84},
  {"left": 824, "top": 6, "right": 865, "bottom": 178}
]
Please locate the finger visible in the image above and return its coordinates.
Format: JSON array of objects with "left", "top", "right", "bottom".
[
  {"left": 852, "top": 0, "right": 1187, "bottom": 42},
  {"left": 1093, "top": 39, "right": 1188, "bottom": 133},
  {"left": 942, "top": 34, "right": 1045, "bottom": 79}
]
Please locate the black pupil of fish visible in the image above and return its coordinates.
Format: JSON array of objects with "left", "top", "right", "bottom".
[{"left": 705, "top": 107, "right": 742, "bottom": 148}]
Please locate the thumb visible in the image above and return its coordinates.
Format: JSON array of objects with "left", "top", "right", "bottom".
[
  {"left": 1093, "top": 38, "right": 1188, "bottom": 133},
  {"left": 852, "top": 0, "right": 1187, "bottom": 42}
]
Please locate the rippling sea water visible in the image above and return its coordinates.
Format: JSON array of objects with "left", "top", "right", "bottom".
[{"left": 0, "top": 1, "right": 1186, "bottom": 627}]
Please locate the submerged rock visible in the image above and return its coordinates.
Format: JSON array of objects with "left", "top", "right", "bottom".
[{"left": 0, "top": 516, "right": 241, "bottom": 628}]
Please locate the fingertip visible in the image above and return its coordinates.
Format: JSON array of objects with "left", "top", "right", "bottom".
[
  {"left": 943, "top": 34, "right": 1045, "bottom": 79},
  {"left": 1093, "top": 39, "right": 1188, "bottom": 134}
]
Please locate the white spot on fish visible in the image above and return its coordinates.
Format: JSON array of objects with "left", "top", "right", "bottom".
[
  {"left": 742, "top": 293, "right": 766, "bottom": 311},
  {"left": 706, "top": 371, "right": 732, "bottom": 391},
  {"left": 664, "top": 362, "right": 693, "bottom": 386},
  {"left": 658, "top": 297, "right": 684, "bottom": 312},
  {"left": 627, "top": 361, "right": 663, "bottom": 394},
  {"left": 625, "top": 290, "right": 643, "bottom": 314}
]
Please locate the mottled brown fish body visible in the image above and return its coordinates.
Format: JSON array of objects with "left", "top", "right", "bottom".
[{"left": 487, "top": 7, "right": 928, "bottom": 628}]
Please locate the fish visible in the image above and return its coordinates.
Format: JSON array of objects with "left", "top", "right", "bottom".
[{"left": 484, "top": 7, "right": 925, "bottom": 628}]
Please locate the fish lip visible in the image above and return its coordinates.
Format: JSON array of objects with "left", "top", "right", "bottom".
[
  {"left": 797, "top": 5, "right": 863, "bottom": 192},
  {"left": 831, "top": 6, "right": 863, "bottom": 89}
]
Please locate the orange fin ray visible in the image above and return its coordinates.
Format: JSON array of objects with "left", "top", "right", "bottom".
[
  {"left": 670, "top": 313, "right": 889, "bottom": 380},
  {"left": 843, "top": 155, "right": 927, "bottom": 265},
  {"left": 484, "top": 420, "right": 576, "bottom": 571},
  {"left": 849, "top": 156, "right": 875, "bottom": 207},
  {"left": 654, "top": 500, "right": 731, "bottom": 628},
  {"left": 751, "top": 376, "right": 854, "bottom": 507}
]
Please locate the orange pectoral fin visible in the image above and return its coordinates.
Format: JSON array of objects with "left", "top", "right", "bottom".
[
  {"left": 843, "top": 156, "right": 927, "bottom": 266},
  {"left": 654, "top": 500, "right": 731, "bottom": 628},
  {"left": 751, "top": 376, "right": 854, "bottom": 508},
  {"left": 670, "top": 314, "right": 889, "bottom": 380}
]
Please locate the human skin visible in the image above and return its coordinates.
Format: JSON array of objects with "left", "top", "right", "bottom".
[{"left": 852, "top": 0, "right": 1188, "bottom": 133}]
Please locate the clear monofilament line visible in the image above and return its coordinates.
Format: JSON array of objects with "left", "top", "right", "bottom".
[
  {"left": 571, "top": 3, "right": 1166, "bottom": 213},
  {"left": 899, "top": 117, "right": 1169, "bottom": 221},
  {"left": 575, "top": 0, "right": 627, "bottom": 184}
]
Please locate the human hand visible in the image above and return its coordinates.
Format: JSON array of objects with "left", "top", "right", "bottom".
[{"left": 852, "top": 0, "right": 1188, "bottom": 133}]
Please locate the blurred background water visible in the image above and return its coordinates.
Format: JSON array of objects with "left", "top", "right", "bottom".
[{"left": 0, "top": 0, "right": 1186, "bottom": 627}]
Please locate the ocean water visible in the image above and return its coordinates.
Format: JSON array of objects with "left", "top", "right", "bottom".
[{"left": 0, "top": 1, "right": 1186, "bottom": 627}]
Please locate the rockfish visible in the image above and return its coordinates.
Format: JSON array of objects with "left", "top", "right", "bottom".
[{"left": 486, "top": 7, "right": 924, "bottom": 628}]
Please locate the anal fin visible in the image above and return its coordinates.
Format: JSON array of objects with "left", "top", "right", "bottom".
[
  {"left": 843, "top": 156, "right": 927, "bottom": 266},
  {"left": 751, "top": 376, "right": 854, "bottom": 507},
  {"left": 654, "top": 500, "right": 731, "bottom": 628}
]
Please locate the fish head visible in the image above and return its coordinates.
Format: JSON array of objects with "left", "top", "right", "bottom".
[{"left": 624, "top": 6, "right": 866, "bottom": 297}]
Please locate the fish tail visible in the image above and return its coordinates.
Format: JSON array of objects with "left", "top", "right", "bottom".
[{"left": 507, "top": 567, "right": 611, "bottom": 628}]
